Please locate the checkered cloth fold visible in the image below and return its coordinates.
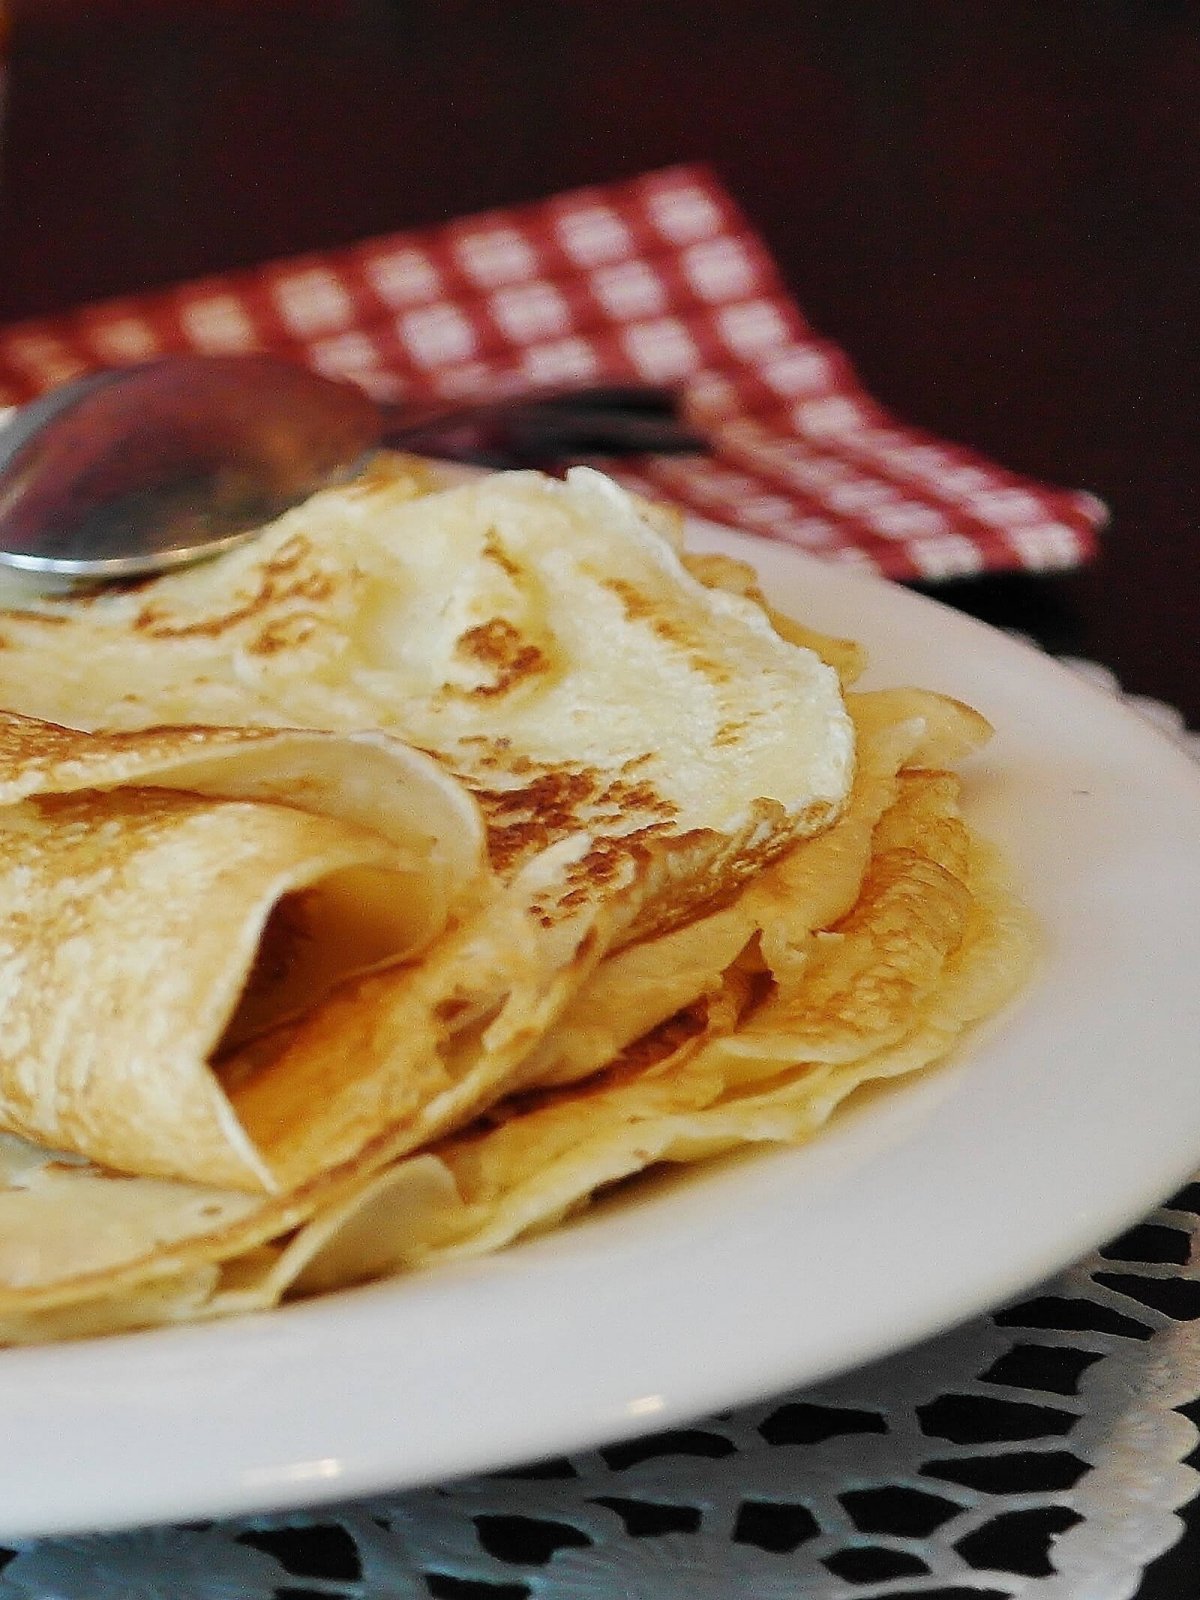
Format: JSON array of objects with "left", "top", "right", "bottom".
[{"left": 0, "top": 165, "right": 1103, "bottom": 581}]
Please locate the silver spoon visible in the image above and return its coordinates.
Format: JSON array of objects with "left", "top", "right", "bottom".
[{"left": 0, "top": 354, "right": 700, "bottom": 582}]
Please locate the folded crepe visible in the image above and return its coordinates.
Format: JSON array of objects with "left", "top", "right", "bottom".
[
  {"left": 0, "top": 464, "right": 1034, "bottom": 1343},
  {"left": 0, "top": 712, "right": 486, "bottom": 1190},
  {"left": 283, "top": 687, "right": 1035, "bottom": 1294},
  {"left": 0, "top": 680, "right": 1032, "bottom": 1345},
  {"left": 0, "top": 463, "right": 855, "bottom": 914},
  {"left": 0, "top": 464, "right": 859, "bottom": 1202}
]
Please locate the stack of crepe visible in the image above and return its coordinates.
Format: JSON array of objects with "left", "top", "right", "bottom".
[{"left": 0, "top": 461, "right": 1034, "bottom": 1342}]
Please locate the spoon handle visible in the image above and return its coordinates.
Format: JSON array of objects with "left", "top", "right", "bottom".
[{"left": 376, "top": 382, "right": 704, "bottom": 460}]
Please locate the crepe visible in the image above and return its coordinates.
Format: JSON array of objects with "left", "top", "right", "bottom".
[
  {"left": 0, "top": 678, "right": 1032, "bottom": 1342},
  {"left": 284, "top": 687, "right": 1034, "bottom": 1288},
  {"left": 0, "top": 461, "right": 1034, "bottom": 1343},
  {"left": 0, "top": 462, "right": 858, "bottom": 1186},
  {"left": 0, "top": 458, "right": 853, "bottom": 865},
  {"left": 0, "top": 713, "right": 486, "bottom": 1189}
]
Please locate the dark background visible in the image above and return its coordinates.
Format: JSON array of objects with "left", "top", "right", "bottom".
[{"left": 1, "top": 0, "right": 1196, "bottom": 724}]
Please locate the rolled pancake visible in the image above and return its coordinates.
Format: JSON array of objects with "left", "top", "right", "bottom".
[
  {"left": 0, "top": 694, "right": 1031, "bottom": 1341},
  {"left": 0, "top": 464, "right": 1036, "bottom": 1345},
  {"left": 276, "top": 733, "right": 1037, "bottom": 1292},
  {"left": 0, "top": 464, "right": 858, "bottom": 1196},
  {"left": 0, "top": 567, "right": 1033, "bottom": 1342},
  {"left": 0, "top": 713, "right": 486, "bottom": 1189}
]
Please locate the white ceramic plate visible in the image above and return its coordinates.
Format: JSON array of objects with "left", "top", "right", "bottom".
[{"left": 1, "top": 521, "right": 1199, "bottom": 1543}]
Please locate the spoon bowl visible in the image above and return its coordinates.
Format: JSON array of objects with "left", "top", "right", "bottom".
[{"left": 0, "top": 356, "right": 382, "bottom": 579}]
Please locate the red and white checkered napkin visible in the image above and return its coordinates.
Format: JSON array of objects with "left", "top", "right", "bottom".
[{"left": 0, "top": 165, "right": 1103, "bottom": 582}]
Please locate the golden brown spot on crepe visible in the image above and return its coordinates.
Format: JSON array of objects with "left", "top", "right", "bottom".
[
  {"left": 0, "top": 711, "right": 271, "bottom": 778},
  {"left": 433, "top": 995, "right": 473, "bottom": 1024},
  {"left": 449, "top": 736, "right": 530, "bottom": 777},
  {"left": 0, "top": 609, "right": 70, "bottom": 626},
  {"left": 249, "top": 614, "right": 321, "bottom": 655},
  {"left": 454, "top": 619, "right": 547, "bottom": 698},
  {"left": 530, "top": 823, "right": 683, "bottom": 928},
  {"left": 602, "top": 577, "right": 734, "bottom": 687},
  {"left": 600, "top": 577, "right": 654, "bottom": 623},
  {"left": 473, "top": 764, "right": 680, "bottom": 879},
  {"left": 610, "top": 777, "right": 673, "bottom": 814},
  {"left": 614, "top": 996, "right": 713, "bottom": 1075},
  {"left": 257, "top": 537, "right": 308, "bottom": 578},
  {"left": 482, "top": 530, "right": 521, "bottom": 579},
  {"left": 133, "top": 537, "right": 337, "bottom": 640},
  {"left": 567, "top": 829, "right": 663, "bottom": 890},
  {"left": 479, "top": 770, "right": 597, "bottom": 875}
]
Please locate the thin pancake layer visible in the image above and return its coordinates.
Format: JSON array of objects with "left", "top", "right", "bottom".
[
  {"left": 0, "top": 684, "right": 1030, "bottom": 1341},
  {"left": 288, "top": 774, "right": 1035, "bottom": 1286},
  {"left": 0, "top": 467, "right": 1035, "bottom": 1345},
  {"left": 0, "top": 465, "right": 861, "bottom": 1199},
  {"left": 0, "top": 462, "right": 856, "bottom": 944},
  {"left": 0, "top": 713, "right": 487, "bottom": 1189}
]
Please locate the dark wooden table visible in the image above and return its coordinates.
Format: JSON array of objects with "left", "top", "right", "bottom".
[{"left": 0, "top": 2, "right": 1196, "bottom": 1589}]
